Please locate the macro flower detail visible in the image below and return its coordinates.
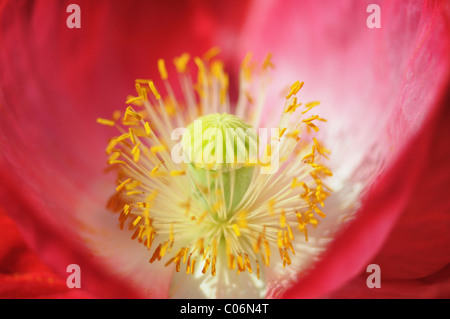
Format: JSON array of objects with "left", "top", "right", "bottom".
[
  {"left": 1, "top": 0, "right": 449, "bottom": 300},
  {"left": 98, "top": 50, "right": 332, "bottom": 291}
]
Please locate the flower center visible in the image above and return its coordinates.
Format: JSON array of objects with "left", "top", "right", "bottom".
[
  {"left": 182, "top": 112, "right": 257, "bottom": 213},
  {"left": 98, "top": 48, "right": 332, "bottom": 279}
]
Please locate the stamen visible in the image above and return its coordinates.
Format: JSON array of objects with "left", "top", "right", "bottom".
[
  {"left": 97, "top": 118, "right": 115, "bottom": 126},
  {"left": 158, "top": 59, "right": 168, "bottom": 80}
]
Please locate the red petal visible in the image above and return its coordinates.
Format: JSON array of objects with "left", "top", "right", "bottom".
[
  {"left": 327, "top": 265, "right": 450, "bottom": 298},
  {"left": 0, "top": 205, "right": 93, "bottom": 298},
  {"left": 0, "top": 0, "right": 251, "bottom": 298}
]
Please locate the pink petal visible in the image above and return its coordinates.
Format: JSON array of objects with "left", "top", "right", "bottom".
[
  {"left": 283, "top": 93, "right": 450, "bottom": 298},
  {"left": 231, "top": 0, "right": 450, "bottom": 297},
  {"left": 329, "top": 96, "right": 450, "bottom": 298}
]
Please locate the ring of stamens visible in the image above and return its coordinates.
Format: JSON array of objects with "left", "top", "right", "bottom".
[{"left": 99, "top": 48, "right": 332, "bottom": 278}]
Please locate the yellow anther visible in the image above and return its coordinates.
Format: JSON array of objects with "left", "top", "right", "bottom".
[
  {"left": 124, "top": 106, "right": 142, "bottom": 121},
  {"left": 185, "top": 254, "right": 192, "bottom": 274},
  {"left": 170, "top": 170, "right": 186, "bottom": 176},
  {"left": 302, "top": 115, "right": 327, "bottom": 132},
  {"left": 151, "top": 165, "right": 159, "bottom": 175},
  {"left": 113, "top": 132, "right": 130, "bottom": 142},
  {"left": 174, "top": 53, "right": 190, "bottom": 73},
  {"left": 132, "top": 143, "right": 141, "bottom": 162},
  {"left": 302, "top": 225, "right": 309, "bottom": 241},
  {"left": 148, "top": 81, "right": 161, "bottom": 100},
  {"left": 302, "top": 115, "right": 319, "bottom": 123},
  {"left": 203, "top": 47, "right": 221, "bottom": 61},
  {"left": 194, "top": 57, "right": 207, "bottom": 85},
  {"left": 311, "top": 163, "right": 333, "bottom": 177},
  {"left": 105, "top": 140, "right": 118, "bottom": 155},
  {"left": 314, "top": 206, "right": 326, "bottom": 218},
  {"left": 284, "top": 97, "right": 302, "bottom": 113},
  {"left": 305, "top": 122, "right": 319, "bottom": 132},
  {"left": 191, "top": 259, "right": 197, "bottom": 275},
  {"left": 283, "top": 249, "right": 291, "bottom": 267},
  {"left": 149, "top": 245, "right": 162, "bottom": 263},
  {"left": 133, "top": 150, "right": 140, "bottom": 163},
  {"left": 287, "top": 224, "right": 294, "bottom": 241},
  {"left": 136, "top": 202, "right": 150, "bottom": 208},
  {"left": 253, "top": 235, "right": 262, "bottom": 254},
  {"left": 135, "top": 79, "right": 152, "bottom": 84},
  {"left": 211, "top": 60, "right": 225, "bottom": 80},
  {"left": 109, "top": 160, "right": 126, "bottom": 165},
  {"left": 280, "top": 210, "right": 286, "bottom": 228},
  {"left": 125, "top": 180, "right": 141, "bottom": 191},
  {"left": 286, "top": 81, "right": 304, "bottom": 99},
  {"left": 302, "top": 145, "right": 316, "bottom": 163},
  {"left": 313, "top": 138, "right": 330, "bottom": 159},
  {"left": 160, "top": 241, "right": 170, "bottom": 257},
  {"left": 126, "top": 191, "right": 142, "bottom": 196},
  {"left": 123, "top": 204, "right": 131, "bottom": 216},
  {"left": 256, "top": 261, "right": 260, "bottom": 279},
  {"left": 135, "top": 82, "right": 147, "bottom": 101},
  {"left": 299, "top": 182, "right": 310, "bottom": 199},
  {"left": 263, "top": 239, "right": 271, "bottom": 266},
  {"left": 129, "top": 128, "right": 136, "bottom": 145},
  {"left": 116, "top": 178, "right": 132, "bottom": 192},
  {"left": 202, "top": 258, "right": 210, "bottom": 274},
  {"left": 96, "top": 118, "right": 115, "bottom": 126},
  {"left": 144, "top": 122, "right": 152, "bottom": 135},
  {"left": 291, "top": 177, "right": 300, "bottom": 188},
  {"left": 263, "top": 52, "right": 274, "bottom": 69},
  {"left": 241, "top": 52, "right": 253, "bottom": 81},
  {"left": 132, "top": 216, "right": 142, "bottom": 228},
  {"left": 302, "top": 101, "right": 320, "bottom": 114},
  {"left": 126, "top": 96, "right": 143, "bottom": 105},
  {"left": 195, "top": 238, "right": 204, "bottom": 254},
  {"left": 164, "top": 249, "right": 180, "bottom": 266},
  {"left": 220, "top": 74, "right": 229, "bottom": 104},
  {"left": 108, "top": 151, "right": 121, "bottom": 164},
  {"left": 227, "top": 254, "right": 236, "bottom": 270},
  {"left": 145, "top": 230, "right": 154, "bottom": 249},
  {"left": 157, "top": 59, "right": 168, "bottom": 80},
  {"left": 237, "top": 254, "right": 245, "bottom": 272},
  {"left": 122, "top": 121, "right": 139, "bottom": 127},
  {"left": 277, "top": 230, "right": 284, "bottom": 249}
]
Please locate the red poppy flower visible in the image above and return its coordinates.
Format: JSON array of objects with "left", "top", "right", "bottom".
[{"left": 0, "top": 0, "right": 449, "bottom": 299}]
